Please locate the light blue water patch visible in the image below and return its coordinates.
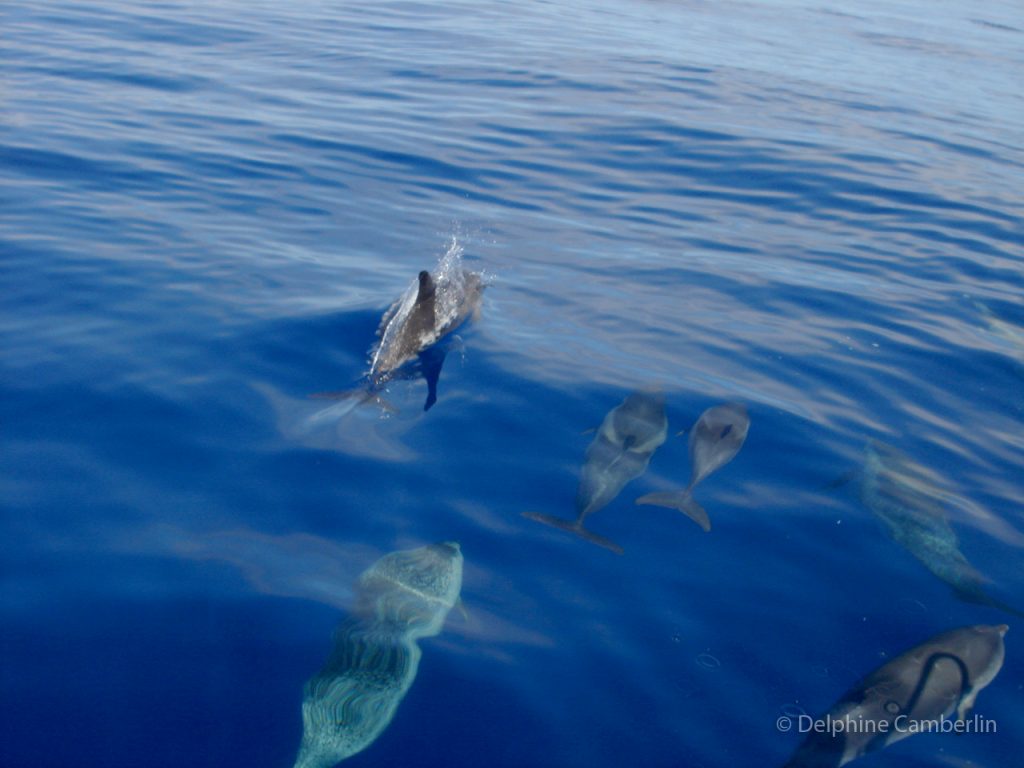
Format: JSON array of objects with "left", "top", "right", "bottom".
[{"left": 2, "top": 1, "right": 1023, "bottom": 767}]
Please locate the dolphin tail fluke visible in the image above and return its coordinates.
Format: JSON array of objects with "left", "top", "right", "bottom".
[
  {"left": 572, "top": 526, "right": 625, "bottom": 555},
  {"left": 521, "top": 512, "right": 624, "bottom": 555},
  {"left": 635, "top": 491, "right": 711, "bottom": 532}
]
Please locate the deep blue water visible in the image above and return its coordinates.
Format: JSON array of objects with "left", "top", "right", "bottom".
[{"left": 3, "top": 1, "right": 1024, "bottom": 766}]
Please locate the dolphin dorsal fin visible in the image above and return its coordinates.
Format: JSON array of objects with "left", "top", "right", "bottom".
[
  {"left": 417, "top": 270, "right": 436, "bottom": 302},
  {"left": 411, "top": 270, "right": 437, "bottom": 334}
]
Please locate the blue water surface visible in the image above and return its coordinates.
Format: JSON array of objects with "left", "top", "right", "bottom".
[{"left": 2, "top": 1, "right": 1023, "bottom": 766}]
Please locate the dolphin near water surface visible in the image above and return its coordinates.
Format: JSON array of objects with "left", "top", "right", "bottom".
[
  {"left": 523, "top": 389, "right": 667, "bottom": 554},
  {"left": 317, "top": 243, "right": 484, "bottom": 412},
  {"left": 859, "top": 441, "right": 1024, "bottom": 618},
  {"left": 636, "top": 402, "right": 749, "bottom": 531},
  {"left": 782, "top": 624, "right": 1008, "bottom": 767}
]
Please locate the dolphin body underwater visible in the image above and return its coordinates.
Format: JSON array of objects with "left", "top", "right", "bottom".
[
  {"left": 782, "top": 624, "right": 1007, "bottom": 767},
  {"left": 636, "top": 402, "right": 749, "bottom": 532},
  {"left": 292, "top": 542, "right": 464, "bottom": 768},
  {"left": 523, "top": 390, "right": 667, "bottom": 554},
  {"left": 320, "top": 247, "right": 484, "bottom": 412},
  {"left": 859, "top": 441, "right": 1024, "bottom": 618}
]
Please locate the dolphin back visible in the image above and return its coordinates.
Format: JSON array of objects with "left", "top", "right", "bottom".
[{"left": 688, "top": 402, "right": 749, "bottom": 485}]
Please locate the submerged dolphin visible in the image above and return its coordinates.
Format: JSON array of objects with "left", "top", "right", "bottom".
[
  {"left": 523, "top": 390, "right": 667, "bottom": 554},
  {"left": 860, "top": 441, "right": 1023, "bottom": 617},
  {"left": 782, "top": 624, "right": 1008, "bottom": 767},
  {"left": 318, "top": 245, "right": 484, "bottom": 412},
  {"left": 636, "top": 402, "right": 749, "bottom": 532},
  {"left": 293, "top": 542, "right": 464, "bottom": 768}
]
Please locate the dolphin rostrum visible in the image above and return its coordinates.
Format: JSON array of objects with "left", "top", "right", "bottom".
[
  {"left": 523, "top": 390, "right": 667, "bottom": 554},
  {"left": 860, "top": 441, "right": 1024, "bottom": 618},
  {"left": 635, "top": 402, "right": 749, "bottom": 532},
  {"left": 782, "top": 624, "right": 1008, "bottom": 767},
  {"left": 293, "top": 542, "right": 463, "bottom": 768}
]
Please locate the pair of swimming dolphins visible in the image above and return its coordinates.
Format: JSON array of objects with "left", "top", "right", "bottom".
[{"left": 524, "top": 391, "right": 750, "bottom": 554}]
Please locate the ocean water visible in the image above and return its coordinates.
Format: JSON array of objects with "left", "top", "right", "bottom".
[{"left": 2, "top": 1, "right": 1023, "bottom": 766}]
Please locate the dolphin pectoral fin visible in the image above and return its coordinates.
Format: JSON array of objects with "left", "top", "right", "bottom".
[
  {"left": 956, "top": 688, "right": 979, "bottom": 722},
  {"left": 418, "top": 346, "right": 447, "bottom": 412},
  {"left": 521, "top": 512, "right": 624, "bottom": 555},
  {"left": 636, "top": 491, "right": 711, "bottom": 532}
]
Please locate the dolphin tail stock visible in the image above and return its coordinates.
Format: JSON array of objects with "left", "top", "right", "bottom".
[
  {"left": 309, "top": 385, "right": 400, "bottom": 415},
  {"left": 956, "top": 585, "right": 1024, "bottom": 620},
  {"left": 635, "top": 490, "right": 711, "bottom": 532},
  {"left": 308, "top": 386, "right": 371, "bottom": 402},
  {"left": 521, "top": 511, "right": 624, "bottom": 555}
]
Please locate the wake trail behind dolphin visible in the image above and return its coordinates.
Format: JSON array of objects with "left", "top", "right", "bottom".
[
  {"left": 521, "top": 512, "right": 624, "bottom": 555},
  {"left": 635, "top": 489, "right": 711, "bottom": 532}
]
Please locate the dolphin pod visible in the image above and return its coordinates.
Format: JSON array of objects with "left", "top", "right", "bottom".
[
  {"left": 782, "top": 624, "right": 1007, "bottom": 767},
  {"left": 273, "top": 250, "right": 1014, "bottom": 767},
  {"left": 293, "top": 542, "right": 463, "bottom": 768}
]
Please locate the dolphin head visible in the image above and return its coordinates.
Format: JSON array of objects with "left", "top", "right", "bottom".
[{"left": 607, "top": 389, "right": 668, "bottom": 450}]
